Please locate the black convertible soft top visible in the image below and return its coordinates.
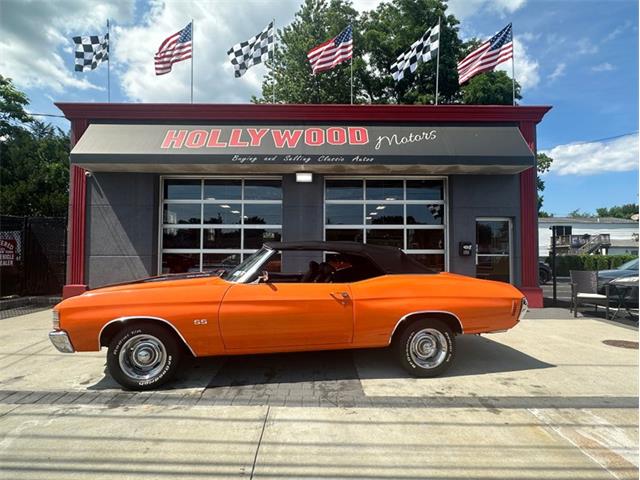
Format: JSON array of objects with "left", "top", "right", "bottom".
[{"left": 265, "top": 241, "right": 434, "bottom": 274}]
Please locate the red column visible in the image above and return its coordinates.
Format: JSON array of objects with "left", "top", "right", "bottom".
[
  {"left": 63, "top": 120, "right": 89, "bottom": 299},
  {"left": 518, "top": 121, "right": 543, "bottom": 307}
]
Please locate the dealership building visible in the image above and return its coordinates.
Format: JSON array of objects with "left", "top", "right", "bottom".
[{"left": 56, "top": 103, "right": 550, "bottom": 307}]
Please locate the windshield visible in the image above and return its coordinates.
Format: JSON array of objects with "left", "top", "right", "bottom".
[
  {"left": 617, "top": 258, "right": 639, "bottom": 271},
  {"left": 223, "top": 247, "right": 274, "bottom": 283}
]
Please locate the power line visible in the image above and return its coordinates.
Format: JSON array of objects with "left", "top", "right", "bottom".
[{"left": 540, "top": 131, "right": 638, "bottom": 150}]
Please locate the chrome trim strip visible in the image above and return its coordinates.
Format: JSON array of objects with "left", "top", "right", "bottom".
[
  {"left": 98, "top": 316, "right": 197, "bottom": 356},
  {"left": 388, "top": 310, "right": 464, "bottom": 344},
  {"left": 49, "top": 330, "right": 75, "bottom": 353}
]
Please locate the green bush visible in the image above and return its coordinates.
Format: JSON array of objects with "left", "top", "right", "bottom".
[{"left": 543, "top": 255, "right": 638, "bottom": 276}]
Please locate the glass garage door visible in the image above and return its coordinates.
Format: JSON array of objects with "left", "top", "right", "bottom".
[
  {"left": 160, "top": 177, "right": 282, "bottom": 273},
  {"left": 324, "top": 178, "right": 447, "bottom": 271}
]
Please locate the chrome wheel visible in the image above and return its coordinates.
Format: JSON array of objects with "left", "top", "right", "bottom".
[
  {"left": 408, "top": 328, "right": 448, "bottom": 369},
  {"left": 118, "top": 334, "right": 167, "bottom": 381}
]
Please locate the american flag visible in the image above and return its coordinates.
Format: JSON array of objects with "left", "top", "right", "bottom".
[
  {"left": 457, "top": 23, "right": 513, "bottom": 85},
  {"left": 307, "top": 25, "right": 353, "bottom": 74},
  {"left": 155, "top": 22, "right": 192, "bottom": 76}
]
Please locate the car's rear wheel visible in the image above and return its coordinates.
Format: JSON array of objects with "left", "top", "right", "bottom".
[
  {"left": 106, "top": 323, "right": 180, "bottom": 390},
  {"left": 539, "top": 268, "right": 551, "bottom": 285},
  {"left": 393, "top": 319, "right": 455, "bottom": 377}
]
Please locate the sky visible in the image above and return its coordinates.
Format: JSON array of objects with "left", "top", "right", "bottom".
[{"left": 1, "top": 0, "right": 638, "bottom": 216}]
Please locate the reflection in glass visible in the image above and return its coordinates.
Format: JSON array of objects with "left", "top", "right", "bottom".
[
  {"left": 203, "top": 229, "right": 241, "bottom": 249},
  {"left": 163, "top": 204, "right": 200, "bottom": 224},
  {"left": 326, "top": 204, "right": 363, "bottom": 225},
  {"left": 366, "top": 229, "right": 403, "bottom": 248},
  {"left": 409, "top": 254, "right": 445, "bottom": 272},
  {"left": 263, "top": 254, "right": 282, "bottom": 272},
  {"left": 204, "top": 180, "right": 241, "bottom": 200},
  {"left": 407, "top": 229, "right": 444, "bottom": 250},
  {"left": 244, "top": 204, "right": 282, "bottom": 225},
  {"left": 203, "top": 204, "right": 241, "bottom": 224},
  {"left": 477, "top": 220, "right": 510, "bottom": 254},
  {"left": 476, "top": 256, "right": 510, "bottom": 282},
  {"left": 406, "top": 180, "right": 443, "bottom": 200},
  {"left": 202, "top": 253, "right": 241, "bottom": 271},
  {"left": 244, "top": 180, "right": 282, "bottom": 200},
  {"left": 244, "top": 229, "right": 282, "bottom": 249},
  {"left": 163, "top": 228, "right": 200, "bottom": 249},
  {"left": 162, "top": 253, "right": 200, "bottom": 273},
  {"left": 366, "top": 180, "right": 403, "bottom": 200},
  {"left": 325, "top": 179, "right": 363, "bottom": 200},
  {"left": 406, "top": 204, "right": 444, "bottom": 225},
  {"left": 164, "top": 180, "right": 201, "bottom": 200},
  {"left": 326, "top": 229, "right": 364, "bottom": 242},
  {"left": 366, "top": 204, "right": 403, "bottom": 225}
]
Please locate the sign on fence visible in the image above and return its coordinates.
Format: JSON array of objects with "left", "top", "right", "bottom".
[{"left": 0, "top": 239, "right": 16, "bottom": 267}]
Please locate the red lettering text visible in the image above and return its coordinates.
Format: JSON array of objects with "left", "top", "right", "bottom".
[
  {"left": 247, "top": 128, "right": 269, "bottom": 147},
  {"left": 272, "top": 129, "right": 303, "bottom": 148},
  {"left": 206, "top": 129, "right": 227, "bottom": 148},
  {"left": 229, "top": 129, "right": 249, "bottom": 147},
  {"left": 327, "top": 127, "right": 347, "bottom": 145},
  {"left": 348, "top": 127, "right": 369, "bottom": 145},
  {"left": 161, "top": 129, "right": 187, "bottom": 149},
  {"left": 185, "top": 130, "right": 208, "bottom": 148},
  {"left": 305, "top": 128, "right": 324, "bottom": 146}
]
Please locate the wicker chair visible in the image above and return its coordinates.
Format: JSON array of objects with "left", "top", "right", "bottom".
[{"left": 570, "top": 270, "right": 610, "bottom": 319}]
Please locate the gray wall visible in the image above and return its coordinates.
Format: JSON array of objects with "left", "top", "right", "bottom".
[
  {"left": 448, "top": 174, "right": 521, "bottom": 286},
  {"left": 85, "top": 173, "right": 159, "bottom": 288}
]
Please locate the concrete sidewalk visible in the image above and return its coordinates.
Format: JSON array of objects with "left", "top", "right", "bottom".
[{"left": 0, "top": 309, "right": 638, "bottom": 479}]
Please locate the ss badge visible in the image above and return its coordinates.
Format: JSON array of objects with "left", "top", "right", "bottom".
[{"left": 193, "top": 319, "right": 208, "bottom": 326}]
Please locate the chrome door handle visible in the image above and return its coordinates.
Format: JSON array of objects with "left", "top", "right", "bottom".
[{"left": 331, "top": 291, "right": 350, "bottom": 304}]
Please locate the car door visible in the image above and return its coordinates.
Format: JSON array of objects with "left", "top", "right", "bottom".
[{"left": 218, "top": 282, "right": 354, "bottom": 350}]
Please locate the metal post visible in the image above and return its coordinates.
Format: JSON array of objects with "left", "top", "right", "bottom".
[
  {"left": 350, "top": 53, "right": 353, "bottom": 105},
  {"left": 272, "top": 18, "right": 276, "bottom": 104},
  {"left": 511, "top": 23, "right": 515, "bottom": 106},
  {"left": 190, "top": 19, "right": 194, "bottom": 104},
  {"left": 551, "top": 226, "right": 557, "bottom": 305},
  {"left": 435, "top": 17, "right": 441, "bottom": 105},
  {"left": 107, "top": 19, "right": 110, "bottom": 103}
]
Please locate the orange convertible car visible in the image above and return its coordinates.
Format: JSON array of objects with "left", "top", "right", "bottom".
[{"left": 50, "top": 241, "right": 527, "bottom": 390}]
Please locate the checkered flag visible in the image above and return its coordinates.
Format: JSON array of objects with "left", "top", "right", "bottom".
[
  {"left": 227, "top": 22, "right": 274, "bottom": 78},
  {"left": 390, "top": 24, "right": 439, "bottom": 82},
  {"left": 73, "top": 34, "right": 109, "bottom": 72}
]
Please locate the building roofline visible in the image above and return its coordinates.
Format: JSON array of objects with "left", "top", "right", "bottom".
[
  {"left": 539, "top": 216, "right": 638, "bottom": 224},
  {"left": 54, "top": 102, "right": 552, "bottom": 124}
]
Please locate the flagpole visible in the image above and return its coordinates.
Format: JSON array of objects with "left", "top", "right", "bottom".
[
  {"left": 191, "top": 19, "right": 194, "bottom": 103},
  {"left": 272, "top": 18, "right": 276, "bottom": 104},
  {"left": 511, "top": 23, "right": 515, "bottom": 106},
  {"left": 107, "top": 19, "right": 111, "bottom": 103},
  {"left": 435, "top": 17, "right": 441, "bottom": 105},
  {"left": 350, "top": 54, "right": 353, "bottom": 105}
]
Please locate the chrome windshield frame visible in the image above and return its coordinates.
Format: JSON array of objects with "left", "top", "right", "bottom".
[{"left": 223, "top": 247, "right": 275, "bottom": 284}]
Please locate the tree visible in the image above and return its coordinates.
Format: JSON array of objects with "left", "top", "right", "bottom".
[
  {"left": 0, "top": 77, "right": 70, "bottom": 217},
  {"left": 538, "top": 211, "right": 553, "bottom": 218},
  {"left": 567, "top": 209, "right": 595, "bottom": 218},
  {"left": 596, "top": 204, "right": 639, "bottom": 219},
  {"left": 536, "top": 152, "right": 553, "bottom": 212},
  {"left": 254, "top": 0, "right": 520, "bottom": 105}
]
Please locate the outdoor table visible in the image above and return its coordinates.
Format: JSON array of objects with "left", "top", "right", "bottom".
[{"left": 609, "top": 276, "right": 639, "bottom": 321}]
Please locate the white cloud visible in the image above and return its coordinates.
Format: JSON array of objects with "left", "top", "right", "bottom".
[
  {"left": 447, "top": 0, "right": 526, "bottom": 20},
  {"left": 496, "top": 38, "right": 539, "bottom": 90},
  {"left": 0, "top": 0, "right": 135, "bottom": 92},
  {"left": 543, "top": 133, "right": 639, "bottom": 176},
  {"left": 604, "top": 20, "right": 632, "bottom": 42},
  {"left": 576, "top": 38, "right": 598, "bottom": 55},
  {"left": 548, "top": 63, "right": 566, "bottom": 82},
  {"left": 114, "top": 0, "right": 298, "bottom": 103},
  {"left": 592, "top": 62, "right": 615, "bottom": 72}
]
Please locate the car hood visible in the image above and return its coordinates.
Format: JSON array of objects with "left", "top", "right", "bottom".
[{"left": 598, "top": 269, "right": 633, "bottom": 281}]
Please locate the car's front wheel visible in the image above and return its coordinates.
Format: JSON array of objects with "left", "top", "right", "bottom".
[
  {"left": 107, "top": 323, "right": 180, "bottom": 390},
  {"left": 394, "top": 319, "right": 455, "bottom": 377}
]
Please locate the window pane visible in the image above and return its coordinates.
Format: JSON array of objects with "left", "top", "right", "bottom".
[
  {"left": 406, "top": 204, "right": 444, "bottom": 225},
  {"left": 203, "top": 228, "right": 241, "bottom": 249},
  {"left": 409, "top": 254, "right": 445, "bottom": 272},
  {"left": 325, "top": 180, "right": 363, "bottom": 200},
  {"left": 162, "top": 253, "right": 200, "bottom": 273},
  {"left": 366, "top": 229, "right": 403, "bottom": 248},
  {"left": 477, "top": 220, "right": 510, "bottom": 254},
  {"left": 326, "top": 204, "right": 363, "bottom": 225},
  {"left": 163, "top": 204, "right": 200, "bottom": 224},
  {"left": 406, "top": 180, "right": 443, "bottom": 200},
  {"left": 244, "top": 204, "right": 282, "bottom": 225},
  {"left": 407, "top": 229, "right": 445, "bottom": 250},
  {"left": 326, "top": 229, "right": 364, "bottom": 243},
  {"left": 203, "top": 180, "right": 241, "bottom": 200},
  {"left": 164, "top": 180, "right": 201, "bottom": 200},
  {"left": 163, "top": 228, "right": 200, "bottom": 249},
  {"left": 366, "top": 180, "right": 403, "bottom": 200},
  {"left": 476, "top": 256, "right": 510, "bottom": 282},
  {"left": 244, "top": 228, "right": 282, "bottom": 249},
  {"left": 202, "top": 253, "right": 241, "bottom": 271},
  {"left": 263, "top": 254, "right": 282, "bottom": 273},
  {"left": 366, "top": 204, "right": 403, "bottom": 225},
  {"left": 244, "top": 179, "right": 282, "bottom": 200},
  {"left": 203, "top": 204, "right": 241, "bottom": 224}
]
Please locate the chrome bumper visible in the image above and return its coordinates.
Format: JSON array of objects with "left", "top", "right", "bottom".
[
  {"left": 518, "top": 298, "right": 529, "bottom": 321},
  {"left": 49, "top": 330, "right": 75, "bottom": 353}
]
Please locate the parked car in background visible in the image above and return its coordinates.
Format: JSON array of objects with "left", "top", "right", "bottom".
[
  {"left": 598, "top": 258, "right": 639, "bottom": 305},
  {"left": 49, "top": 241, "right": 528, "bottom": 390},
  {"left": 539, "top": 261, "right": 552, "bottom": 285}
]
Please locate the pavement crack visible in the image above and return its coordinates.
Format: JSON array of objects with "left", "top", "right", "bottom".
[{"left": 249, "top": 405, "right": 270, "bottom": 480}]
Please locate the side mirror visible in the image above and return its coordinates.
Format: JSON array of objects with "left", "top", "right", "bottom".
[{"left": 258, "top": 270, "right": 270, "bottom": 283}]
